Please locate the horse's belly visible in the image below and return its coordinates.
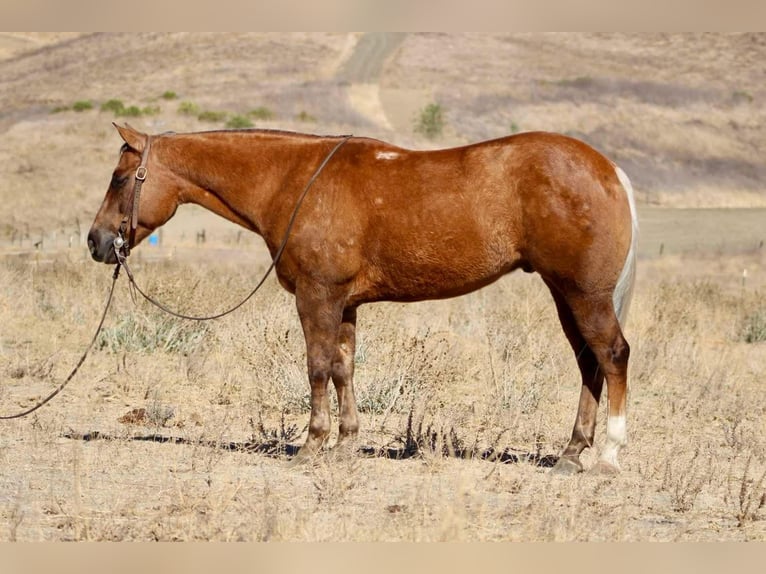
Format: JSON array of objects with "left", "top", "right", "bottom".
[{"left": 362, "top": 252, "right": 519, "bottom": 303}]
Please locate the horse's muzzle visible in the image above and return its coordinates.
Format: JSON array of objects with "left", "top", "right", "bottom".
[{"left": 87, "top": 228, "right": 118, "bottom": 264}]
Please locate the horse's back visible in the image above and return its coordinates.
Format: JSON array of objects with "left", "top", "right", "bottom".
[{"left": 310, "top": 132, "right": 633, "bottom": 304}]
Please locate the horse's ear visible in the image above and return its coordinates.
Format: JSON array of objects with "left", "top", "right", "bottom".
[{"left": 113, "top": 122, "right": 147, "bottom": 153}]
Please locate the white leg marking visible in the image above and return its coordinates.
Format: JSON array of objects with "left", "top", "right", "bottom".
[{"left": 600, "top": 414, "right": 627, "bottom": 469}]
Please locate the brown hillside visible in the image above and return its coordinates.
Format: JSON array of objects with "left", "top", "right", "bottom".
[{"left": 0, "top": 32, "right": 764, "bottom": 239}]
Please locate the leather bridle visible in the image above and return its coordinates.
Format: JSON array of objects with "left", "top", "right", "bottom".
[
  {"left": 113, "top": 133, "right": 353, "bottom": 321},
  {"left": 116, "top": 136, "right": 152, "bottom": 258},
  {"left": 0, "top": 133, "right": 351, "bottom": 420}
]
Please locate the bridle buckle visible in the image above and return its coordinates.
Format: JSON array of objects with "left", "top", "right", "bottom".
[{"left": 135, "top": 166, "right": 148, "bottom": 181}]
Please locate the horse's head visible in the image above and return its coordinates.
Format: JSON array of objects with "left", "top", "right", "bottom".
[{"left": 87, "top": 124, "right": 180, "bottom": 263}]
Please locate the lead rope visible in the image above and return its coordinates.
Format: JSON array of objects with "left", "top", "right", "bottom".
[
  {"left": 1, "top": 135, "right": 352, "bottom": 419},
  {"left": 116, "top": 134, "right": 352, "bottom": 321},
  {"left": 0, "top": 264, "right": 121, "bottom": 420}
]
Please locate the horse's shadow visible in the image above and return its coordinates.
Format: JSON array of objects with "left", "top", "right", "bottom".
[{"left": 62, "top": 430, "right": 558, "bottom": 468}]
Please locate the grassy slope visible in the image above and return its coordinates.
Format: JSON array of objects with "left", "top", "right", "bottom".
[
  {"left": 0, "top": 33, "right": 764, "bottom": 541},
  {"left": 0, "top": 32, "right": 764, "bottom": 242}
]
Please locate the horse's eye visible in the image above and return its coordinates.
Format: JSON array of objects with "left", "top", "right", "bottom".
[{"left": 111, "top": 173, "right": 128, "bottom": 188}]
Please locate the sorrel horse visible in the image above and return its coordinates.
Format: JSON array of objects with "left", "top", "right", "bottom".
[{"left": 88, "top": 124, "right": 638, "bottom": 474}]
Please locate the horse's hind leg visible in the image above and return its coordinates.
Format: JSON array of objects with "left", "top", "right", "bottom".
[
  {"left": 331, "top": 307, "right": 360, "bottom": 447},
  {"left": 548, "top": 284, "right": 630, "bottom": 474}
]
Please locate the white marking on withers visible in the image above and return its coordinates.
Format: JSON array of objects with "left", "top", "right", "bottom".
[
  {"left": 600, "top": 414, "right": 627, "bottom": 469},
  {"left": 376, "top": 150, "right": 399, "bottom": 160},
  {"left": 613, "top": 165, "right": 639, "bottom": 328}
]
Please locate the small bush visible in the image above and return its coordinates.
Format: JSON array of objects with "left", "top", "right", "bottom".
[
  {"left": 120, "top": 105, "right": 143, "bottom": 117},
  {"left": 740, "top": 310, "right": 766, "bottom": 343},
  {"left": 140, "top": 105, "right": 161, "bottom": 116},
  {"left": 161, "top": 91, "right": 178, "bottom": 100},
  {"left": 100, "top": 100, "right": 160, "bottom": 117},
  {"left": 97, "top": 312, "right": 208, "bottom": 355},
  {"left": 50, "top": 105, "right": 69, "bottom": 114},
  {"left": 101, "top": 99, "right": 125, "bottom": 114},
  {"left": 226, "top": 115, "right": 254, "bottom": 129},
  {"left": 249, "top": 106, "right": 274, "bottom": 120},
  {"left": 414, "top": 102, "right": 445, "bottom": 139},
  {"left": 177, "top": 101, "right": 200, "bottom": 116},
  {"left": 72, "top": 100, "right": 94, "bottom": 112},
  {"left": 198, "top": 110, "right": 228, "bottom": 123}
]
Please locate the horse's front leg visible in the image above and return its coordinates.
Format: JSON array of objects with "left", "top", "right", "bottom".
[
  {"left": 332, "top": 307, "right": 359, "bottom": 446},
  {"left": 291, "top": 284, "right": 345, "bottom": 464}
]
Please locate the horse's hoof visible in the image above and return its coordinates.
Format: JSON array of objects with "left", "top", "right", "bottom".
[
  {"left": 286, "top": 448, "right": 318, "bottom": 469},
  {"left": 550, "top": 456, "right": 584, "bottom": 475},
  {"left": 330, "top": 436, "right": 360, "bottom": 457},
  {"left": 588, "top": 460, "right": 620, "bottom": 476}
]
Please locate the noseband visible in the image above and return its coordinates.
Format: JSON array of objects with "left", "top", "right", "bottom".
[{"left": 116, "top": 136, "right": 152, "bottom": 257}]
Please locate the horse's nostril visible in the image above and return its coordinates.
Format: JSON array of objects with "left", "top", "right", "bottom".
[{"left": 88, "top": 238, "right": 96, "bottom": 255}]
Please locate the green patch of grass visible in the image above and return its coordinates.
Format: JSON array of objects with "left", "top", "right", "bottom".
[
  {"left": 198, "top": 110, "right": 228, "bottom": 123},
  {"left": 249, "top": 106, "right": 274, "bottom": 120},
  {"left": 225, "top": 115, "right": 254, "bottom": 129},
  {"left": 740, "top": 309, "right": 766, "bottom": 343},
  {"left": 100, "top": 100, "right": 160, "bottom": 117},
  {"left": 414, "top": 102, "right": 445, "bottom": 139},
  {"left": 140, "top": 105, "right": 161, "bottom": 116},
  {"left": 50, "top": 105, "right": 70, "bottom": 114},
  {"left": 100, "top": 99, "right": 125, "bottom": 114},
  {"left": 72, "top": 100, "right": 94, "bottom": 112},
  {"left": 177, "top": 101, "right": 200, "bottom": 116},
  {"left": 97, "top": 312, "right": 209, "bottom": 355},
  {"left": 119, "top": 105, "right": 143, "bottom": 117},
  {"left": 161, "top": 91, "right": 178, "bottom": 100}
]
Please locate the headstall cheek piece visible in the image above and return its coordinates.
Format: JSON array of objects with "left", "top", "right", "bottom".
[{"left": 115, "top": 136, "right": 152, "bottom": 260}]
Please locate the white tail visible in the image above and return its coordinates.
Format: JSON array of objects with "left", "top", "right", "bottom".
[{"left": 613, "top": 166, "right": 638, "bottom": 328}]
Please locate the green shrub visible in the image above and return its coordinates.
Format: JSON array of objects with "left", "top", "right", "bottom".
[
  {"left": 161, "top": 91, "right": 178, "bottom": 100},
  {"left": 120, "top": 105, "right": 143, "bottom": 117},
  {"left": 50, "top": 105, "right": 69, "bottom": 114},
  {"left": 100, "top": 100, "right": 160, "bottom": 117},
  {"left": 249, "top": 106, "right": 274, "bottom": 120},
  {"left": 740, "top": 310, "right": 766, "bottom": 343},
  {"left": 177, "top": 101, "right": 200, "bottom": 116},
  {"left": 198, "top": 110, "right": 228, "bottom": 122},
  {"left": 226, "top": 115, "right": 254, "bottom": 129},
  {"left": 101, "top": 99, "right": 125, "bottom": 114},
  {"left": 97, "top": 312, "right": 208, "bottom": 355},
  {"left": 72, "top": 100, "right": 94, "bottom": 112},
  {"left": 414, "top": 102, "right": 445, "bottom": 139}
]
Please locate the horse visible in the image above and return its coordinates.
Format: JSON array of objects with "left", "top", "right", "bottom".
[{"left": 88, "top": 123, "right": 638, "bottom": 475}]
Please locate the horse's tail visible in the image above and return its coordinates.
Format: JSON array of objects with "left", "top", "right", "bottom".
[{"left": 612, "top": 165, "right": 639, "bottom": 328}]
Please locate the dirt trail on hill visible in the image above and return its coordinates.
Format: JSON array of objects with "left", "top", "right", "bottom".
[
  {"left": 336, "top": 33, "right": 423, "bottom": 136},
  {"left": 338, "top": 33, "right": 406, "bottom": 84}
]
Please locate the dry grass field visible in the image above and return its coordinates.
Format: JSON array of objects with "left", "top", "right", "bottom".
[{"left": 1, "top": 33, "right": 765, "bottom": 541}]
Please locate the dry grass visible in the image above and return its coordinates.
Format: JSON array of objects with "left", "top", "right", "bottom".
[
  {"left": 1, "top": 33, "right": 765, "bottom": 245},
  {"left": 1, "top": 241, "right": 765, "bottom": 541},
  {"left": 1, "top": 32, "right": 765, "bottom": 542}
]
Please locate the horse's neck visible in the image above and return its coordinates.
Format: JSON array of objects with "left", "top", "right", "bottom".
[{"left": 168, "top": 132, "right": 324, "bottom": 247}]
